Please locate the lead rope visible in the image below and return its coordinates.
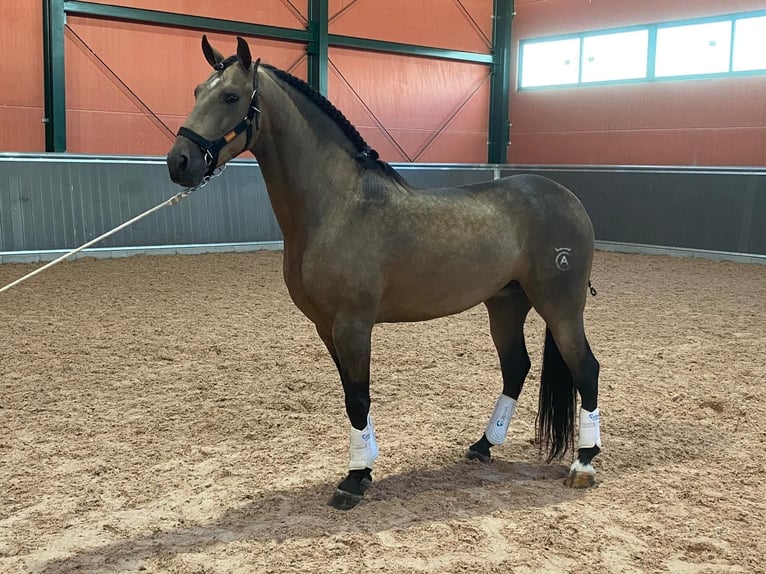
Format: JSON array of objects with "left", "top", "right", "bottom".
[{"left": 0, "top": 165, "right": 226, "bottom": 294}]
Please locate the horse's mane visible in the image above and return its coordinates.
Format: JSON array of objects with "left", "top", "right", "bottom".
[{"left": 261, "top": 64, "right": 405, "bottom": 184}]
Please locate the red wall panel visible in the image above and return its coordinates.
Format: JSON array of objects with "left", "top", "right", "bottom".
[
  {"left": 329, "top": 48, "right": 490, "bottom": 163},
  {"left": 328, "top": 0, "right": 492, "bottom": 164},
  {"left": 330, "top": 0, "right": 492, "bottom": 53},
  {"left": 510, "top": 0, "right": 766, "bottom": 166},
  {"left": 0, "top": 2, "right": 45, "bottom": 152},
  {"left": 65, "top": 18, "right": 306, "bottom": 155}
]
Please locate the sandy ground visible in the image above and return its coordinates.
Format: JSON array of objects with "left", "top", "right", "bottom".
[{"left": 0, "top": 250, "right": 764, "bottom": 574}]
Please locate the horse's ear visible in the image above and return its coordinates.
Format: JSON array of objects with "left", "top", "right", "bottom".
[
  {"left": 236, "top": 36, "right": 252, "bottom": 71},
  {"left": 201, "top": 35, "right": 224, "bottom": 69}
]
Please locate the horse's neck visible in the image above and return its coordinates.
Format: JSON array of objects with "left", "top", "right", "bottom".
[{"left": 252, "top": 72, "right": 361, "bottom": 242}]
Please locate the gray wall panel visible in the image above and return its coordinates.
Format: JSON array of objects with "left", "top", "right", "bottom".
[
  {"left": 500, "top": 166, "right": 766, "bottom": 256},
  {"left": 396, "top": 165, "right": 497, "bottom": 188},
  {"left": 0, "top": 156, "right": 281, "bottom": 252},
  {"left": 1, "top": 154, "right": 764, "bottom": 258}
]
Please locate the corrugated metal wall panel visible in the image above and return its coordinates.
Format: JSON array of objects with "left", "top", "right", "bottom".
[
  {"left": 0, "top": 3, "right": 45, "bottom": 152},
  {"left": 0, "top": 157, "right": 281, "bottom": 252},
  {"left": 510, "top": 0, "right": 766, "bottom": 166},
  {"left": 2, "top": 156, "right": 764, "bottom": 258},
  {"left": 329, "top": 0, "right": 492, "bottom": 53},
  {"left": 500, "top": 165, "right": 766, "bottom": 256}
]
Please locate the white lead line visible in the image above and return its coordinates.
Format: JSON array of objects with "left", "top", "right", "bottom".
[{"left": 0, "top": 190, "right": 191, "bottom": 294}]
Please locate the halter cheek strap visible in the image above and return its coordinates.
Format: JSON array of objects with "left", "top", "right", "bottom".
[{"left": 177, "top": 59, "right": 261, "bottom": 177}]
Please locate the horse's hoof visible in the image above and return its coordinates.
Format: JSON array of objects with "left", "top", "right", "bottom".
[
  {"left": 466, "top": 435, "right": 492, "bottom": 463},
  {"left": 329, "top": 469, "right": 372, "bottom": 510},
  {"left": 564, "top": 461, "right": 596, "bottom": 488},
  {"left": 330, "top": 489, "right": 364, "bottom": 510},
  {"left": 564, "top": 471, "right": 595, "bottom": 488},
  {"left": 465, "top": 448, "right": 491, "bottom": 463}
]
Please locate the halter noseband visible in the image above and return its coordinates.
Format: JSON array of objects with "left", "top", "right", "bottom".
[{"left": 177, "top": 59, "right": 261, "bottom": 177}]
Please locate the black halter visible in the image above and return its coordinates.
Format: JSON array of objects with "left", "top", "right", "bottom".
[{"left": 177, "top": 59, "right": 261, "bottom": 177}]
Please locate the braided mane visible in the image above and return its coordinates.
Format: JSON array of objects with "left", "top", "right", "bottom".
[{"left": 261, "top": 64, "right": 404, "bottom": 183}]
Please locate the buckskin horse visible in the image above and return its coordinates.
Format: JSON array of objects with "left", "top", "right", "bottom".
[{"left": 167, "top": 36, "right": 602, "bottom": 510}]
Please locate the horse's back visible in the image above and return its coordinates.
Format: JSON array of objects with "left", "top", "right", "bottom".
[
  {"left": 411, "top": 173, "right": 594, "bottom": 247},
  {"left": 461, "top": 173, "right": 587, "bottom": 216}
]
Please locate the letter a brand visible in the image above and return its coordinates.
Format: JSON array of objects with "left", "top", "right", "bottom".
[{"left": 555, "top": 247, "right": 572, "bottom": 271}]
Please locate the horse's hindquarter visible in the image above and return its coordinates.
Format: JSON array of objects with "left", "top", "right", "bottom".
[{"left": 375, "top": 174, "right": 593, "bottom": 322}]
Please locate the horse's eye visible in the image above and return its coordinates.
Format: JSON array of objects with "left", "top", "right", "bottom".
[{"left": 224, "top": 93, "right": 239, "bottom": 104}]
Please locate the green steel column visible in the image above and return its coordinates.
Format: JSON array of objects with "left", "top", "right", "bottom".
[
  {"left": 43, "top": 0, "right": 67, "bottom": 152},
  {"left": 308, "top": 0, "right": 329, "bottom": 96},
  {"left": 488, "top": 0, "right": 513, "bottom": 164}
]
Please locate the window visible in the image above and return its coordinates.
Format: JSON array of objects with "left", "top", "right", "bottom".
[
  {"left": 520, "top": 38, "right": 580, "bottom": 88},
  {"left": 581, "top": 30, "right": 649, "bottom": 83},
  {"left": 517, "top": 10, "right": 766, "bottom": 90},
  {"left": 733, "top": 16, "right": 766, "bottom": 72},
  {"left": 655, "top": 21, "right": 732, "bottom": 77}
]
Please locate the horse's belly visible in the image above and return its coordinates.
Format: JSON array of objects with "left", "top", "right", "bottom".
[{"left": 377, "top": 262, "right": 512, "bottom": 322}]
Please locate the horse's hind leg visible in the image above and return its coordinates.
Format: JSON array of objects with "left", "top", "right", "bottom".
[
  {"left": 537, "top": 308, "right": 601, "bottom": 488},
  {"left": 467, "top": 282, "right": 532, "bottom": 462}
]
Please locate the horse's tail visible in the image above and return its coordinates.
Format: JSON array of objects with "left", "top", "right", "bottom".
[{"left": 536, "top": 328, "right": 576, "bottom": 462}]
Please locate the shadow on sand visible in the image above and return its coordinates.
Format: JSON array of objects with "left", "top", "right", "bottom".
[{"left": 38, "top": 457, "right": 584, "bottom": 573}]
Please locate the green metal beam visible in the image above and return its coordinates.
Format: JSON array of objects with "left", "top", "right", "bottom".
[
  {"left": 488, "top": 0, "right": 513, "bottom": 164},
  {"left": 43, "top": 0, "right": 67, "bottom": 152},
  {"left": 63, "top": 1, "right": 311, "bottom": 43},
  {"left": 308, "top": 0, "right": 329, "bottom": 95},
  {"left": 330, "top": 34, "right": 493, "bottom": 64}
]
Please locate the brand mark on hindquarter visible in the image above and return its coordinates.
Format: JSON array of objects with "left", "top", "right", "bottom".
[{"left": 555, "top": 247, "right": 572, "bottom": 271}]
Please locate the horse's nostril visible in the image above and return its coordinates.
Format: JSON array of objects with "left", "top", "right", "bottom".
[
  {"left": 167, "top": 149, "right": 193, "bottom": 184},
  {"left": 177, "top": 153, "right": 189, "bottom": 173}
]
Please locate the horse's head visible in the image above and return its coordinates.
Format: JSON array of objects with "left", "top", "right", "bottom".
[{"left": 167, "top": 36, "right": 261, "bottom": 188}]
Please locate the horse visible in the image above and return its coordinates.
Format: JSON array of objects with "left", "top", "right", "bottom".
[{"left": 167, "top": 36, "right": 602, "bottom": 510}]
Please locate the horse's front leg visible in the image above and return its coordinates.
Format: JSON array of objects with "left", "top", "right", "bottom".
[{"left": 317, "top": 316, "right": 377, "bottom": 510}]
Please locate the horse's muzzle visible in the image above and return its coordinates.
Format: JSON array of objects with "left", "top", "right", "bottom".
[{"left": 167, "top": 138, "right": 207, "bottom": 188}]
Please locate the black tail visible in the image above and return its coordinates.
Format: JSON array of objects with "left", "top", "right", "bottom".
[{"left": 536, "top": 328, "right": 576, "bottom": 462}]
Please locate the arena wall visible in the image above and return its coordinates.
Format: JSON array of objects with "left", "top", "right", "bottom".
[
  {"left": 510, "top": 0, "right": 766, "bottom": 166},
  {"left": 1, "top": 155, "right": 763, "bottom": 264}
]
